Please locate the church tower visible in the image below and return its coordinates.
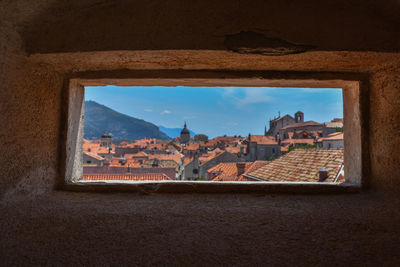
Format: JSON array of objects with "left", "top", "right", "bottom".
[
  {"left": 100, "top": 132, "right": 112, "bottom": 149},
  {"left": 294, "top": 111, "right": 304, "bottom": 123},
  {"left": 180, "top": 122, "right": 191, "bottom": 144}
]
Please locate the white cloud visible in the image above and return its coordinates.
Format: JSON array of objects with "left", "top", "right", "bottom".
[
  {"left": 144, "top": 108, "right": 153, "bottom": 112},
  {"left": 160, "top": 110, "right": 172, "bottom": 115},
  {"left": 223, "top": 87, "right": 275, "bottom": 107},
  {"left": 222, "top": 87, "right": 237, "bottom": 97}
]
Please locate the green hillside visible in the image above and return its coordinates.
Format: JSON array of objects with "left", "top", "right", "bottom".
[{"left": 84, "top": 101, "right": 170, "bottom": 141}]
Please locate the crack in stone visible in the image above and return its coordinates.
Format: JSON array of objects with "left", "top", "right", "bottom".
[{"left": 224, "top": 31, "right": 315, "bottom": 56}]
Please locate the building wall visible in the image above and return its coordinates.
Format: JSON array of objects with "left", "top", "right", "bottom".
[
  {"left": 323, "top": 140, "right": 344, "bottom": 149},
  {"left": 184, "top": 152, "right": 240, "bottom": 180},
  {"left": 279, "top": 125, "right": 323, "bottom": 140},
  {"left": 268, "top": 115, "right": 296, "bottom": 136},
  {"left": 200, "top": 152, "right": 241, "bottom": 180},
  {"left": 183, "top": 157, "right": 200, "bottom": 180},
  {"left": 248, "top": 143, "right": 281, "bottom": 161},
  {"left": 1, "top": 1, "right": 400, "bottom": 265},
  {"left": 323, "top": 126, "right": 340, "bottom": 137},
  {"left": 114, "top": 147, "right": 140, "bottom": 157},
  {"left": 82, "top": 154, "right": 102, "bottom": 166}
]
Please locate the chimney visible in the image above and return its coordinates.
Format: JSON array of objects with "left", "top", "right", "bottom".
[
  {"left": 318, "top": 168, "right": 329, "bottom": 182},
  {"left": 237, "top": 162, "right": 246, "bottom": 176}
]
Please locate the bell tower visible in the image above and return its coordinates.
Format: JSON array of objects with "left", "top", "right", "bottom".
[{"left": 294, "top": 111, "right": 304, "bottom": 123}]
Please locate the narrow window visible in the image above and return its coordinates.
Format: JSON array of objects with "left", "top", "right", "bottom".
[{"left": 76, "top": 85, "right": 346, "bottom": 184}]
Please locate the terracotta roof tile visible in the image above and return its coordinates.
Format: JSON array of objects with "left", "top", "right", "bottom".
[
  {"left": 245, "top": 148, "right": 344, "bottom": 182},
  {"left": 209, "top": 162, "right": 246, "bottom": 181},
  {"left": 249, "top": 135, "right": 278, "bottom": 145},
  {"left": 280, "top": 138, "right": 315, "bottom": 145},
  {"left": 319, "top": 132, "right": 344, "bottom": 141},
  {"left": 82, "top": 173, "right": 172, "bottom": 181},
  {"left": 280, "top": 121, "right": 322, "bottom": 130},
  {"left": 209, "top": 161, "right": 269, "bottom": 181},
  {"left": 83, "top": 151, "right": 104, "bottom": 161},
  {"left": 184, "top": 144, "right": 200, "bottom": 151},
  {"left": 198, "top": 149, "right": 225, "bottom": 165},
  {"left": 148, "top": 153, "right": 183, "bottom": 164},
  {"left": 124, "top": 152, "right": 149, "bottom": 158},
  {"left": 225, "top": 146, "right": 241, "bottom": 154},
  {"left": 243, "top": 161, "right": 269, "bottom": 175}
]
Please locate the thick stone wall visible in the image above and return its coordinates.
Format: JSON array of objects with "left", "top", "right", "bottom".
[
  {"left": 0, "top": 21, "right": 63, "bottom": 200},
  {"left": 1, "top": 1, "right": 400, "bottom": 266},
  {"left": 369, "top": 67, "right": 400, "bottom": 191}
]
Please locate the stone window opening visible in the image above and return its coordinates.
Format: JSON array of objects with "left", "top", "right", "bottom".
[{"left": 63, "top": 75, "right": 364, "bottom": 194}]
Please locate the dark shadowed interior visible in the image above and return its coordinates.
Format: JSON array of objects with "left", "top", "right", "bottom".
[{"left": 1, "top": 0, "right": 400, "bottom": 265}]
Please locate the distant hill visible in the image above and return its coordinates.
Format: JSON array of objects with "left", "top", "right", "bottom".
[
  {"left": 158, "top": 125, "right": 196, "bottom": 139},
  {"left": 84, "top": 101, "right": 170, "bottom": 141}
]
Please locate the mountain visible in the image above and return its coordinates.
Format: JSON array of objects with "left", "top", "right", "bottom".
[
  {"left": 84, "top": 101, "right": 170, "bottom": 141},
  {"left": 158, "top": 125, "right": 196, "bottom": 139}
]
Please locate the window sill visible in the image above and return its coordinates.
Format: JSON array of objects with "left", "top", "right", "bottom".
[{"left": 62, "top": 180, "right": 361, "bottom": 194}]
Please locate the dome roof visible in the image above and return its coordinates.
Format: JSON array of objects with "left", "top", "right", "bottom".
[
  {"left": 101, "top": 132, "right": 112, "bottom": 138},
  {"left": 180, "top": 127, "right": 190, "bottom": 135},
  {"left": 180, "top": 122, "right": 190, "bottom": 135}
]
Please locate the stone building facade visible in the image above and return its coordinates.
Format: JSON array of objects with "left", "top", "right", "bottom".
[
  {"left": 246, "top": 135, "right": 281, "bottom": 161},
  {"left": 267, "top": 111, "right": 304, "bottom": 137},
  {"left": 184, "top": 151, "right": 241, "bottom": 180},
  {"left": 100, "top": 132, "right": 112, "bottom": 148},
  {"left": 180, "top": 122, "right": 191, "bottom": 144}
]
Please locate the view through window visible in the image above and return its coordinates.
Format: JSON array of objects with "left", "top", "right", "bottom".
[{"left": 82, "top": 86, "right": 344, "bottom": 183}]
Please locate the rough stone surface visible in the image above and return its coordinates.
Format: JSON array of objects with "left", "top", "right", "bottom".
[
  {"left": 14, "top": 0, "right": 400, "bottom": 53},
  {"left": 1, "top": 192, "right": 400, "bottom": 266},
  {"left": 1, "top": 0, "right": 400, "bottom": 265}
]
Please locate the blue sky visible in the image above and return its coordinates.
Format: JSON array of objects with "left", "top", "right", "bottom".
[{"left": 85, "top": 86, "right": 343, "bottom": 138}]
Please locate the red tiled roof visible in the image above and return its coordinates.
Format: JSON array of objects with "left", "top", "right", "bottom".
[
  {"left": 148, "top": 153, "right": 183, "bottom": 164},
  {"left": 209, "top": 162, "right": 249, "bottom": 181},
  {"left": 147, "top": 143, "right": 166, "bottom": 150},
  {"left": 212, "top": 136, "right": 244, "bottom": 142},
  {"left": 125, "top": 152, "right": 149, "bottom": 158},
  {"left": 184, "top": 157, "right": 193, "bottom": 166},
  {"left": 280, "top": 121, "right": 322, "bottom": 130},
  {"left": 243, "top": 161, "right": 269, "bottom": 175},
  {"left": 83, "top": 151, "right": 104, "bottom": 161},
  {"left": 82, "top": 173, "right": 172, "bottom": 181},
  {"left": 249, "top": 135, "right": 278, "bottom": 145},
  {"left": 280, "top": 138, "right": 315, "bottom": 145},
  {"left": 199, "top": 140, "right": 219, "bottom": 147},
  {"left": 280, "top": 146, "right": 289, "bottom": 152},
  {"left": 320, "top": 132, "right": 344, "bottom": 141},
  {"left": 184, "top": 144, "right": 200, "bottom": 151},
  {"left": 209, "top": 161, "right": 269, "bottom": 181},
  {"left": 245, "top": 148, "right": 344, "bottom": 182},
  {"left": 225, "top": 146, "right": 242, "bottom": 154},
  {"left": 109, "top": 158, "right": 142, "bottom": 167},
  {"left": 198, "top": 149, "right": 225, "bottom": 165},
  {"left": 238, "top": 161, "right": 270, "bottom": 181}
]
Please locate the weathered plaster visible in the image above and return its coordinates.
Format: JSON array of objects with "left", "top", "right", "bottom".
[{"left": 1, "top": 0, "right": 400, "bottom": 265}]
